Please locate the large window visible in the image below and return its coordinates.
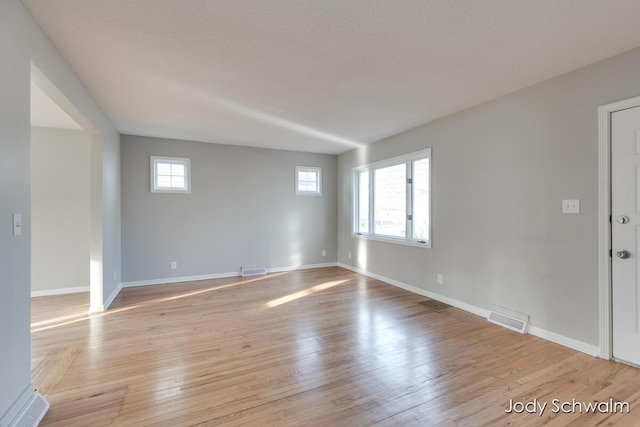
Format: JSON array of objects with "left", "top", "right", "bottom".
[
  {"left": 353, "top": 148, "right": 430, "bottom": 247},
  {"left": 151, "top": 156, "right": 191, "bottom": 193}
]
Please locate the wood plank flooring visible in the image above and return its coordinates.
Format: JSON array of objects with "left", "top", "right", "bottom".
[{"left": 31, "top": 267, "right": 640, "bottom": 426}]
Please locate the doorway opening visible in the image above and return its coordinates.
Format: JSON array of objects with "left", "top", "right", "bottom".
[{"left": 29, "top": 63, "right": 105, "bottom": 315}]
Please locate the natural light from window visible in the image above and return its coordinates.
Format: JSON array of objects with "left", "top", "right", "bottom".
[
  {"left": 353, "top": 148, "right": 431, "bottom": 248},
  {"left": 151, "top": 156, "right": 191, "bottom": 193},
  {"left": 295, "top": 166, "right": 322, "bottom": 195}
]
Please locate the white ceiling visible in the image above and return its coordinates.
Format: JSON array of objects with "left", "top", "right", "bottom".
[
  {"left": 21, "top": 0, "right": 640, "bottom": 154},
  {"left": 30, "top": 81, "right": 82, "bottom": 130}
]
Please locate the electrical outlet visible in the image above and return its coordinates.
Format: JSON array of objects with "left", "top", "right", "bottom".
[
  {"left": 348, "top": 252, "right": 352, "bottom": 259},
  {"left": 171, "top": 261, "right": 177, "bottom": 270},
  {"left": 562, "top": 199, "right": 580, "bottom": 214},
  {"left": 322, "top": 249, "right": 326, "bottom": 257},
  {"left": 437, "top": 274, "right": 444, "bottom": 285},
  {"left": 113, "top": 270, "right": 117, "bottom": 280}
]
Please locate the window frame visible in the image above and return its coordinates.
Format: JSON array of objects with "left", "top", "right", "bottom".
[
  {"left": 150, "top": 156, "right": 191, "bottom": 193},
  {"left": 352, "top": 148, "right": 431, "bottom": 248},
  {"left": 295, "top": 166, "right": 322, "bottom": 196}
]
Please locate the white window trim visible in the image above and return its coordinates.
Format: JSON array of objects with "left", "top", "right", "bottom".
[
  {"left": 150, "top": 156, "right": 191, "bottom": 193},
  {"left": 295, "top": 166, "right": 322, "bottom": 196},
  {"left": 352, "top": 148, "right": 431, "bottom": 248}
]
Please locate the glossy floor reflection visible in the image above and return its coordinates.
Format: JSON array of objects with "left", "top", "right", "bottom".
[{"left": 31, "top": 267, "right": 640, "bottom": 426}]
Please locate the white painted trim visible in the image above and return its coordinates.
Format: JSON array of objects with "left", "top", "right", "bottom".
[
  {"left": 528, "top": 325, "right": 599, "bottom": 357},
  {"left": 123, "top": 272, "right": 240, "bottom": 288},
  {"left": 31, "top": 286, "right": 89, "bottom": 297},
  {"left": 338, "top": 263, "right": 489, "bottom": 317},
  {"left": 337, "top": 263, "right": 600, "bottom": 357},
  {"left": 0, "top": 384, "right": 44, "bottom": 427},
  {"left": 150, "top": 156, "right": 191, "bottom": 193},
  {"left": 89, "top": 282, "right": 123, "bottom": 313},
  {"left": 597, "top": 95, "right": 640, "bottom": 360},
  {"left": 295, "top": 165, "right": 322, "bottom": 196},
  {"left": 122, "top": 263, "right": 339, "bottom": 288},
  {"left": 351, "top": 147, "right": 432, "bottom": 249},
  {"left": 103, "top": 283, "right": 123, "bottom": 311},
  {"left": 267, "top": 262, "right": 337, "bottom": 273}
]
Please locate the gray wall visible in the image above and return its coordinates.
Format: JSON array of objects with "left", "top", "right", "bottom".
[
  {"left": 0, "top": 0, "right": 119, "bottom": 421},
  {"left": 121, "top": 135, "right": 337, "bottom": 283},
  {"left": 338, "top": 46, "right": 640, "bottom": 347},
  {"left": 31, "top": 127, "right": 90, "bottom": 292}
]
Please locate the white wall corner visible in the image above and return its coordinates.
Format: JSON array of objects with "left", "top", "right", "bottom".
[
  {"left": 337, "top": 263, "right": 601, "bottom": 357},
  {"left": 89, "top": 282, "right": 122, "bottom": 313}
]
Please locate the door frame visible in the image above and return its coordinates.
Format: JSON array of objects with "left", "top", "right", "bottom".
[{"left": 598, "top": 95, "right": 640, "bottom": 360}]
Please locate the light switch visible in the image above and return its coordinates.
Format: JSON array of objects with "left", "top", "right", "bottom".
[
  {"left": 13, "top": 214, "right": 22, "bottom": 236},
  {"left": 562, "top": 199, "right": 580, "bottom": 214}
]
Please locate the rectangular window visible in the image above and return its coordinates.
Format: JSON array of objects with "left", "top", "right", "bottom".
[
  {"left": 295, "top": 166, "right": 322, "bottom": 195},
  {"left": 151, "top": 156, "right": 191, "bottom": 193},
  {"left": 356, "top": 171, "right": 369, "bottom": 233},
  {"left": 353, "top": 148, "right": 431, "bottom": 247}
]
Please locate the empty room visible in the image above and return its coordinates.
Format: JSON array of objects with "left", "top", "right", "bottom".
[{"left": 4, "top": 1, "right": 640, "bottom": 426}]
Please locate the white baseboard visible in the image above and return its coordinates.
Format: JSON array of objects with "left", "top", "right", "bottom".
[
  {"left": 528, "top": 325, "right": 599, "bottom": 357},
  {"left": 122, "top": 271, "right": 240, "bottom": 288},
  {"left": 103, "top": 282, "right": 123, "bottom": 311},
  {"left": 89, "top": 282, "right": 123, "bottom": 314},
  {"left": 337, "top": 262, "right": 600, "bottom": 357},
  {"left": 268, "top": 262, "right": 338, "bottom": 274},
  {"left": 122, "top": 262, "right": 339, "bottom": 289},
  {"left": 31, "top": 286, "right": 89, "bottom": 297}
]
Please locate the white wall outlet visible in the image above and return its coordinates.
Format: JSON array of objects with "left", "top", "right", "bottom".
[
  {"left": 348, "top": 252, "right": 352, "bottom": 259},
  {"left": 322, "top": 249, "right": 326, "bottom": 257},
  {"left": 113, "top": 269, "right": 117, "bottom": 280},
  {"left": 13, "top": 214, "right": 22, "bottom": 236},
  {"left": 562, "top": 199, "right": 580, "bottom": 214},
  {"left": 437, "top": 274, "right": 444, "bottom": 285},
  {"left": 171, "top": 261, "right": 177, "bottom": 270}
]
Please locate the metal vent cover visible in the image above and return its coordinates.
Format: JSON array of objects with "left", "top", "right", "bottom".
[
  {"left": 13, "top": 392, "right": 49, "bottom": 427},
  {"left": 241, "top": 266, "right": 267, "bottom": 277},
  {"left": 488, "top": 311, "right": 528, "bottom": 334}
]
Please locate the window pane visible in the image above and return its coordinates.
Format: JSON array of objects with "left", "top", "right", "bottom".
[
  {"left": 357, "top": 171, "right": 369, "bottom": 233},
  {"left": 157, "top": 163, "right": 171, "bottom": 175},
  {"left": 171, "top": 164, "right": 185, "bottom": 176},
  {"left": 157, "top": 175, "right": 171, "bottom": 187},
  {"left": 297, "top": 169, "right": 319, "bottom": 193},
  {"left": 374, "top": 164, "right": 406, "bottom": 237},
  {"left": 171, "top": 176, "right": 185, "bottom": 188},
  {"left": 412, "top": 158, "right": 430, "bottom": 240}
]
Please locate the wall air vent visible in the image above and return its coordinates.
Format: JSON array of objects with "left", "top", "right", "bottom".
[
  {"left": 488, "top": 311, "right": 528, "bottom": 334},
  {"left": 13, "top": 392, "right": 49, "bottom": 427},
  {"left": 241, "top": 266, "right": 267, "bottom": 277}
]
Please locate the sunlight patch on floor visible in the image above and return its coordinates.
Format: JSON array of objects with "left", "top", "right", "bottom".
[{"left": 267, "top": 279, "right": 348, "bottom": 308}]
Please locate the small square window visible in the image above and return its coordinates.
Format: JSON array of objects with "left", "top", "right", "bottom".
[
  {"left": 295, "top": 166, "right": 322, "bottom": 196},
  {"left": 151, "top": 156, "right": 191, "bottom": 193}
]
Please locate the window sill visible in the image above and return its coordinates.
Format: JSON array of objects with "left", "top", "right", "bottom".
[{"left": 352, "top": 233, "right": 431, "bottom": 249}]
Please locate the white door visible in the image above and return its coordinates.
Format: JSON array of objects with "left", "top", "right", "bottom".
[{"left": 612, "top": 106, "right": 640, "bottom": 366}]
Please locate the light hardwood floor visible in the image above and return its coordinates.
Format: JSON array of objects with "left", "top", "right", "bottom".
[{"left": 31, "top": 267, "right": 640, "bottom": 426}]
